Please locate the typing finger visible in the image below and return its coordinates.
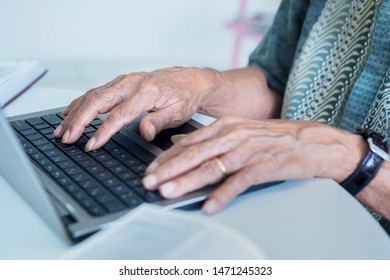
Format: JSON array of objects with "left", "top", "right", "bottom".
[{"left": 84, "top": 93, "right": 154, "bottom": 151}]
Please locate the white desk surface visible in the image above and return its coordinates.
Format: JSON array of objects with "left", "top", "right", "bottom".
[{"left": 1, "top": 87, "right": 389, "bottom": 259}]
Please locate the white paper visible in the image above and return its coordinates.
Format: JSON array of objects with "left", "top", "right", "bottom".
[
  {"left": 62, "top": 204, "right": 266, "bottom": 260},
  {"left": 0, "top": 60, "right": 46, "bottom": 108}
]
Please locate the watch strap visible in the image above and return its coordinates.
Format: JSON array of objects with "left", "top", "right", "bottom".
[
  {"left": 340, "top": 129, "right": 389, "bottom": 196},
  {"left": 340, "top": 149, "right": 384, "bottom": 196}
]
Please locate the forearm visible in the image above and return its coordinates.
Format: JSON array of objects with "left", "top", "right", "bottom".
[
  {"left": 311, "top": 127, "right": 390, "bottom": 221},
  {"left": 198, "top": 66, "right": 282, "bottom": 120}
]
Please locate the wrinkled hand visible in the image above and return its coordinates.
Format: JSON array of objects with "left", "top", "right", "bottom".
[
  {"left": 54, "top": 67, "right": 220, "bottom": 150},
  {"left": 143, "top": 116, "right": 367, "bottom": 214}
]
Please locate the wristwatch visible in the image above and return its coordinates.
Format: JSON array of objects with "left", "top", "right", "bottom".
[{"left": 340, "top": 128, "right": 389, "bottom": 196}]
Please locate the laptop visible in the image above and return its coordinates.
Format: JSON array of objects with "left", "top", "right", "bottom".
[{"left": 0, "top": 106, "right": 279, "bottom": 242}]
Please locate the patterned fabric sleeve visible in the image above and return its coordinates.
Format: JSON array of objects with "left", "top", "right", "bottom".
[
  {"left": 249, "top": 0, "right": 326, "bottom": 95},
  {"left": 248, "top": 0, "right": 311, "bottom": 96}
]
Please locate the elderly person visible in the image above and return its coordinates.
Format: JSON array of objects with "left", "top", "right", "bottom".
[{"left": 54, "top": 0, "right": 390, "bottom": 233}]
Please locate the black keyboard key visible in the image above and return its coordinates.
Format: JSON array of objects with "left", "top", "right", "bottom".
[
  {"left": 130, "top": 163, "right": 147, "bottom": 174},
  {"left": 118, "top": 171, "right": 137, "bottom": 181},
  {"left": 119, "top": 191, "right": 144, "bottom": 208},
  {"left": 37, "top": 143, "right": 55, "bottom": 152},
  {"left": 42, "top": 114, "right": 63, "bottom": 126},
  {"left": 57, "top": 177, "right": 73, "bottom": 187},
  {"left": 126, "top": 178, "right": 143, "bottom": 189},
  {"left": 83, "top": 126, "right": 96, "bottom": 134},
  {"left": 76, "top": 136, "right": 89, "bottom": 146},
  {"left": 64, "top": 166, "right": 82, "bottom": 176},
  {"left": 103, "top": 141, "right": 118, "bottom": 149},
  {"left": 85, "top": 132, "right": 94, "bottom": 138},
  {"left": 86, "top": 186, "right": 108, "bottom": 197},
  {"left": 110, "top": 184, "right": 131, "bottom": 196},
  {"left": 25, "top": 133, "right": 43, "bottom": 141},
  {"left": 78, "top": 158, "right": 96, "bottom": 168},
  {"left": 64, "top": 147, "right": 82, "bottom": 156},
  {"left": 51, "top": 154, "right": 69, "bottom": 164},
  {"left": 29, "top": 152, "right": 45, "bottom": 161},
  {"left": 93, "top": 170, "right": 113, "bottom": 181},
  {"left": 106, "top": 146, "right": 125, "bottom": 155},
  {"left": 92, "top": 152, "right": 112, "bottom": 161},
  {"left": 103, "top": 201, "right": 126, "bottom": 213},
  {"left": 85, "top": 164, "right": 105, "bottom": 174},
  {"left": 102, "top": 177, "right": 122, "bottom": 188},
  {"left": 79, "top": 199, "right": 106, "bottom": 216},
  {"left": 26, "top": 117, "right": 45, "bottom": 126},
  {"left": 44, "top": 133, "right": 56, "bottom": 140},
  {"left": 71, "top": 172, "right": 93, "bottom": 182},
  {"left": 33, "top": 123, "right": 51, "bottom": 130},
  {"left": 113, "top": 151, "right": 133, "bottom": 161},
  {"left": 122, "top": 158, "right": 141, "bottom": 167},
  {"left": 112, "top": 133, "right": 155, "bottom": 162},
  {"left": 43, "top": 149, "right": 62, "bottom": 157},
  {"left": 71, "top": 191, "right": 88, "bottom": 200},
  {"left": 63, "top": 184, "right": 81, "bottom": 193},
  {"left": 88, "top": 148, "right": 104, "bottom": 156},
  {"left": 71, "top": 153, "right": 90, "bottom": 162},
  {"left": 91, "top": 119, "right": 103, "bottom": 127},
  {"left": 57, "top": 160, "right": 75, "bottom": 169},
  {"left": 11, "top": 120, "right": 31, "bottom": 131},
  {"left": 32, "top": 138, "right": 49, "bottom": 146},
  {"left": 101, "top": 159, "right": 120, "bottom": 168},
  {"left": 36, "top": 157, "right": 51, "bottom": 166},
  {"left": 20, "top": 128, "right": 36, "bottom": 136},
  {"left": 21, "top": 141, "right": 32, "bottom": 150},
  {"left": 39, "top": 127, "right": 55, "bottom": 135},
  {"left": 43, "top": 163, "right": 59, "bottom": 173},
  {"left": 78, "top": 179, "right": 99, "bottom": 189},
  {"left": 134, "top": 187, "right": 163, "bottom": 203},
  {"left": 109, "top": 164, "right": 127, "bottom": 174},
  {"left": 56, "top": 112, "right": 65, "bottom": 119},
  {"left": 50, "top": 170, "right": 65, "bottom": 179},
  {"left": 25, "top": 147, "right": 38, "bottom": 155},
  {"left": 95, "top": 193, "right": 117, "bottom": 205}
]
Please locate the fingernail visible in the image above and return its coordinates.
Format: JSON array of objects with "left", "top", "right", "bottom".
[
  {"left": 148, "top": 124, "right": 156, "bottom": 139},
  {"left": 85, "top": 137, "right": 96, "bottom": 152},
  {"left": 146, "top": 161, "right": 158, "bottom": 174},
  {"left": 53, "top": 125, "right": 62, "bottom": 137},
  {"left": 160, "top": 182, "right": 176, "bottom": 197},
  {"left": 143, "top": 175, "right": 157, "bottom": 189},
  {"left": 203, "top": 200, "right": 219, "bottom": 214},
  {"left": 62, "top": 130, "right": 70, "bottom": 143}
]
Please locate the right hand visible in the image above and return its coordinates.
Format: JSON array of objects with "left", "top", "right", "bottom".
[{"left": 53, "top": 67, "right": 221, "bottom": 151}]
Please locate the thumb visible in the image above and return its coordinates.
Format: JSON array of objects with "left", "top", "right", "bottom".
[{"left": 139, "top": 109, "right": 187, "bottom": 141}]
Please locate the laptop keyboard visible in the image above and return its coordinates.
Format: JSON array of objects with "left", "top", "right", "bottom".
[{"left": 11, "top": 112, "right": 164, "bottom": 217}]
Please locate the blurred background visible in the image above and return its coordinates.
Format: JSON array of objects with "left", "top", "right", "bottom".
[{"left": 0, "top": 0, "right": 280, "bottom": 91}]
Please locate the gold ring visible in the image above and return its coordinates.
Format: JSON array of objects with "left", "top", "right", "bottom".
[{"left": 214, "top": 157, "right": 227, "bottom": 176}]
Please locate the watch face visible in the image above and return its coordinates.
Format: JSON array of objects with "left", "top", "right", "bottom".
[
  {"left": 357, "top": 128, "right": 389, "bottom": 153},
  {"left": 367, "top": 138, "right": 390, "bottom": 161}
]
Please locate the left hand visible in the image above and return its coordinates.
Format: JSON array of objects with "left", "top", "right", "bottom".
[{"left": 142, "top": 116, "right": 367, "bottom": 214}]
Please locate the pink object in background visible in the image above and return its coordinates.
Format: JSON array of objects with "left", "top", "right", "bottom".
[{"left": 225, "top": 0, "right": 279, "bottom": 69}]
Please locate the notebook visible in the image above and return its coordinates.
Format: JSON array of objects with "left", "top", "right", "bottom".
[{"left": 0, "top": 106, "right": 279, "bottom": 242}]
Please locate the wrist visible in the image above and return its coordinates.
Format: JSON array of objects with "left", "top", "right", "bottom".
[{"left": 301, "top": 125, "right": 368, "bottom": 182}]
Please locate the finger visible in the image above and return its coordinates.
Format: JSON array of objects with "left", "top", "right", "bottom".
[
  {"left": 202, "top": 167, "right": 258, "bottom": 214},
  {"left": 145, "top": 125, "right": 218, "bottom": 174},
  {"left": 54, "top": 96, "right": 85, "bottom": 138},
  {"left": 139, "top": 107, "right": 189, "bottom": 141},
  {"left": 84, "top": 93, "right": 155, "bottom": 151},
  {"left": 59, "top": 74, "right": 144, "bottom": 144},
  {"left": 147, "top": 157, "right": 227, "bottom": 195},
  {"left": 143, "top": 136, "right": 238, "bottom": 189}
]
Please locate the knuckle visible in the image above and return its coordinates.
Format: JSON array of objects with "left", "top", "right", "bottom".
[
  {"left": 199, "top": 159, "right": 220, "bottom": 177},
  {"left": 107, "top": 108, "right": 127, "bottom": 124}
]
